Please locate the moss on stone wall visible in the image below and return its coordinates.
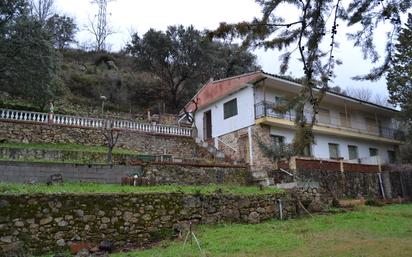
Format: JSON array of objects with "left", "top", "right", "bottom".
[{"left": 0, "top": 189, "right": 329, "bottom": 255}]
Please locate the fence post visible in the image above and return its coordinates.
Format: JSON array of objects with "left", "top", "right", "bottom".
[{"left": 289, "top": 156, "right": 297, "bottom": 172}]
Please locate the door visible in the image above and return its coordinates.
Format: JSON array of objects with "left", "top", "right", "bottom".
[{"left": 203, "top": 110, "right": 212, "bottom": 140}]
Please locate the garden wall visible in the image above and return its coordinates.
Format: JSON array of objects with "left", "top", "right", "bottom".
[
  {"left": 0, "top": 147, "right": 136, "bottom": 164},
  {"left": 0, "top": 121, "right": 212, "bottom": 160},
  {"left": 0, "top": 161, "right": 140, "bottom": 184},
  {"left": 0, "top": 188, "right": 330, "bottom": 256},
  {"left": 270, "top": 168, "right": 412, "bottom": 199},
  {"left": 0, "top": 161, "right": 250, "bottom": 185},
  {"left": 143, "top": 163, "right": 251, "bottom": 185}
]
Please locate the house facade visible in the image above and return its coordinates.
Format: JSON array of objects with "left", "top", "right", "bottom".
[{"left": 184, "top": 71, "right": 403, "bottom": 174}]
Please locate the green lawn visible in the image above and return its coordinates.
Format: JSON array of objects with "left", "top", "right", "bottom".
[
  {"left": 0, "top": 183, "right": 283, "bottom": 195},
  {"left": 0, "top": 142, "right": 138, "bottom": 155},
  {"left": 111, "top": 204, "right": 412, "bottom": 257}
]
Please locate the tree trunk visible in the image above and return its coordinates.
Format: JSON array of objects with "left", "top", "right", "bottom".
[{"left": 107, "top": 146, "right": 113, "bottom": 165}]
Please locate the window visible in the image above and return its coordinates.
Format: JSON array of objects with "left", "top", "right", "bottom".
[
  {"left": 369, "top": 148, "right": 379, "bottom": 157},
  {"left": 318, "top": 108, "right": 331, "bottom": 124},
  {"left": 348, "top": 145, "right": 358, "bottom": 160},
  {"left": 388, "top": 150, "right": 396, "bottom": 163},
  {"left": 328, "top": 143, "right": 340, "bottom": 159},
  {"left": 271, "top": 135, "right": 285, "bottom": 148},
  {"left": 223, "top": 98, "right": 238, "bottom": 119}
]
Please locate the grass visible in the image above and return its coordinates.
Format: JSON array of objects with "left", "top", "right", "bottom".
[
  {"left": 0, "top": 142, "right": 139, "bottom": 155},
  {"left": 110, "top": 204, "right": 412, "bottom": 257},
  {"left": 0, "top": 157, "right": 107, "bottom": 165},
  {"left": 0, "top": 183, "right": 283, "bottom": 195}
]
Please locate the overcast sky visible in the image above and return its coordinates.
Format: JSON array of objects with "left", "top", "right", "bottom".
[{"left": 55, "top": 0, "right": 393, "bottom": 98}]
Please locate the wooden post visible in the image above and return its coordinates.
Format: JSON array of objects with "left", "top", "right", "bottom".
[
  {"left": 340, "top": 159, "right": 344, "bottom": 173},
  {"left": 263, "top": 80, "right": 267, "bottom": 117},
  {"left": 289, "top": 156, "right": 297, "bottom": 172},
  {"left": 344, "top": 102, "right": 348, "bottom": 126}
]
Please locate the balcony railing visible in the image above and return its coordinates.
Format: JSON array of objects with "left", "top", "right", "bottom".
[
  {"left": 0, "top": 108, "right": 192, "bottom": 137},
  {"left": 255, "top": 101, "right": 403, "bottom": 140}
]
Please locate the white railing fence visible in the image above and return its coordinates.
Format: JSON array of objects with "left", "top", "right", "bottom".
[{"left": 0, "top": 109, "right": 192, "bottom": 137}]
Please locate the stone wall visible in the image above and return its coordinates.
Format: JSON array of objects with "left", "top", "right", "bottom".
[
  {"left": 269, "top": 168, "right": 412, "bottom": 199},
  {"left": 217, "top": 125, "right": 274, "bottom": 183},
  {"left": 143, "top": 163, "right": 251, "bottom": 185},
  {"left": 217, "top": 127, "right": 249, "bottom": 162},
  {"left": 0, "top": 161, "right": 141, "bottom": 184},
  {"left": 0, "top": 188, "right": 329, "bottom": 256},
  {"left": 0, "top": 161, "right": 250, "bottom": 186},
  {"left": 0, "top": 147, "right": 137, "bottom": 164},
  {"left": 0, "top": 121, "right": 212, "bottom": 160}
]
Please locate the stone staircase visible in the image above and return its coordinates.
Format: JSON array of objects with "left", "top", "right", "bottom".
[{"left": 195, "top": 138, "right": 230, "bottom": 162}]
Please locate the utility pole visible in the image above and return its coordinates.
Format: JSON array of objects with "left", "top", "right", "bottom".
[{"left": 90, "top": 0, "right": 115, "bottom": 51}]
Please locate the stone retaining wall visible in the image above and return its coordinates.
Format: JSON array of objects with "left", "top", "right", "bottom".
[
  {"left": 269, "top": 168, "right": 412, "bottom": 199},
  {"left": 0, "top": 188, "right": 329, "bottom": 256},
  {"left": 0, "top": 161, "right": 140, "bottom": 184},
  {"left": 0, "top": 161, "right": 250, "bottom": 185},
  {"left": 0, "top": 147, "right": 136, "bottom": 164},
  {"left": 0, "top": 121, "right": 212, "bottom": 160},
  {"left": 143, "top": 163, "right": 251, "bottom": 185}
]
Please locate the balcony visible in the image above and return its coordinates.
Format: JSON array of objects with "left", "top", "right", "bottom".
[{"left": 254, "top": 101, "right": 404, "bottom": 142}]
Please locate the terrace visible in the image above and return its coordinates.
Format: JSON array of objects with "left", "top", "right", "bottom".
[{"left": 254, "top": 101, "right": 404, "bottom": 143}]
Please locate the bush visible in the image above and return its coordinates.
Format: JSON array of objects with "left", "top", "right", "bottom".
[{"left": 365, "top": 198, "right": 385, "bottom": 207}]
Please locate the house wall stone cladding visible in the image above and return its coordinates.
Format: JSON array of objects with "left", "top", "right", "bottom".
[
  {"left": 0, "top": 189, "right": 330, "bottom": 255},
  {"left": 218, "top": 127, "right": 249, "bottom": 162},
  {"left": 217, "top": 124, "right": 275, "bottom": 178}
]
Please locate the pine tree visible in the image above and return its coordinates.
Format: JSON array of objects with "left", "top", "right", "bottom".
[{"left": 387, "top": 14, "right": 412, "bottom": 138}]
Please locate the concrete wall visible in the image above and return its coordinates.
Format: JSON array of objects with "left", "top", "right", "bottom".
[
  {"left": 0, "top": 161, "right": 140, "bottom": 184},
  {"left": 194, "top": 86, "right": 255, "bottom": 140},
  {"left": 0, "top": 188, "right": 329, "bottom": 255}
]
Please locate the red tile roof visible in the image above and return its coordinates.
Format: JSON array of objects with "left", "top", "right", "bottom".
[{"left": 185, "top": 71, "right": 264, "bottom": 112}]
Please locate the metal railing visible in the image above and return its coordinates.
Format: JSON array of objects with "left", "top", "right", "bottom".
[
  {"left": 255, "top": 101, "right": 403, "bottom": 140},
  {"left": 0, "top": 108, "right": 192, "bottom": 137}
]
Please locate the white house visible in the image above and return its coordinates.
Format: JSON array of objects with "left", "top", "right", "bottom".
[{"left": 184, "top": 71, "right": 403, "bottom": 173}]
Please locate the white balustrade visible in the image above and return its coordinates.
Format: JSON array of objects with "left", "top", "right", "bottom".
[{"left": 0, "top": 108, "right": 192, "bottom": 137}]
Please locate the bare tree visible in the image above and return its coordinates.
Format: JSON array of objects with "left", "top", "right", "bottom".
[
  {"left": 29, "top": 0, "right": 54, "bottom": 24},
  {"left": 102, "top": 119, "right": 120, "bottom": 165},
  {"left": 373, "top": 94, "right": 391, "bottom": 107},
  {"left": 344, "top": 88, "right": 373, "bottom": 101},
  {"left": 87, "top": 0, "right": 114, "bottom": 51}
]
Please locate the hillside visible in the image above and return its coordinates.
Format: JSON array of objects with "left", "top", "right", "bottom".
[{"left": 0, "top": 49, "right": 162, "bottom": 118}]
